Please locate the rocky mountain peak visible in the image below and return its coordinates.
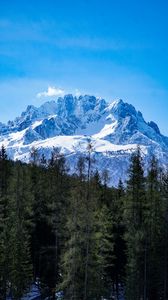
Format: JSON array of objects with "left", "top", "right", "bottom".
[{"left": 0, "top": 94, "right": 167, "bottom": 186}]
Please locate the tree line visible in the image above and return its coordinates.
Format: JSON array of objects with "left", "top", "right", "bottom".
[{"left": 0, "top": 145, "right": 168, "bottom": 300}]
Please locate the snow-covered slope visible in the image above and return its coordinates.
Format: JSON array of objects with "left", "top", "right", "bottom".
[{"left": 0, "top": 95, "right": 168, "bottom": 186}]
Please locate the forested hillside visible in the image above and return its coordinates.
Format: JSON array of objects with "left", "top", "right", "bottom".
[{"left": 0, "top": 145, "right": 168, "bottom": 300}]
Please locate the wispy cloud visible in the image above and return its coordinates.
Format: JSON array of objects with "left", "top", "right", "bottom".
[
  {"left": 0, "top": 19, "right": 149, "bottom": 52},
  {"left": 36, "top": 86, "right": 65, "bottom": 98},
  {"left": 54, "top": 37, "right": 150, "bottom": 51}
]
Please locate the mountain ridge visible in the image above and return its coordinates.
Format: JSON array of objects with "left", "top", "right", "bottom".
[{"left": 0, "top": 95, "right": 168, "bottom": 186}]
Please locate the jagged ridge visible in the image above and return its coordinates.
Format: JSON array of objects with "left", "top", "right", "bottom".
[{"left": 0, "top": 95, "right": 168, "bottom": 186}]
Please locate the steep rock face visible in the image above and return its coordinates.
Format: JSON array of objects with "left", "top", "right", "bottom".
[
  {"left": 0, "top": 95, "right": 167, "bottom": 186},
  {"left": 5, "top": 95, "right": 106, "bottom": 138}
]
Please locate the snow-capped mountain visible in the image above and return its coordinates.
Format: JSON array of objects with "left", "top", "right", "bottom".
[{"left": 0, "top": 95, "right": 168, "bottom": 186}]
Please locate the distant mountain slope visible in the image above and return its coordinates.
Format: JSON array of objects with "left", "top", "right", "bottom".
[{"left": 0, "top": 95, "right": 168, "bottom": 186}]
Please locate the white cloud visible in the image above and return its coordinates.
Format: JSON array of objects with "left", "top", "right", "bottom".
[
  {"left": 37, "top": 86, "right": 65, "bottom": 98},
  {"left": 74, "top": 89, "right": 81, "bottom": 97}
]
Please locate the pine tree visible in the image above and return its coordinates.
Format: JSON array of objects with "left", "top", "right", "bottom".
[
  {"left": 7, "top": 162, "right": 33, "bottom": 299},
  {"left": 31, "top": 161, "right": 50, "bottom": 284},
  {"left": 124, "top": 147, "right": 146, "bottom": 300},
  {"left": 60, "top": 159, "right": 87, "bottom": 299},
  {"left": 162, "top": 170, "right": 168, "bottom": 300},
  {"left": 29, "top": 149, "right": 55, "bottom": 297},
  {"left": 46, "top": 147, "right": 68, "bottom": 298},
  {"left": 29, "top": 148, "right": 43, "bottom": 282},
  {"left": 145, "top": 157, "right": 164, "bottom": 300},
  {"left": 94, "top": 203, "right": 114, "bottom": 299},
  {"left": 0, "top": 146, "right": 11, "bottom": 299},
  {"left": 112, "top": 179, "right": 126, "bottom": 299}
]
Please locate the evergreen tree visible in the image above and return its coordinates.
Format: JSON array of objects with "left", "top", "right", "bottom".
[
  {"left": 60, "top": 158, "right": 87, "bottom": 299},
  {"left": 46, "top": 148, "right": 69, "bottom": 298},
  {"left": 145, "top": 157, "right": 164, "bottom": 300},
  {"left": 7, "top": 162, "right": 33, "bottom": 299},
  {"left": 0, "top": 146, "right": 11, "bottom": 299},
  {"left": 162, "top": 170, "right": 168, "bottom": 300},
  {"left": 112, "top": 179, "right": 126, "bottom": 299},
  {"left": 94, "top": 203, "right": 114, "bottom": 299},
  {"left": 29, "top": 148, "right": 46, "bottom": 282},
  {"left": 124, "top": 147, "right": 146, "bottom": 300}
]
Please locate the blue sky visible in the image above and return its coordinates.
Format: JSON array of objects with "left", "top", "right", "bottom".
[{"left": 0, "top": 0, "right": 168, "bottom": 134}]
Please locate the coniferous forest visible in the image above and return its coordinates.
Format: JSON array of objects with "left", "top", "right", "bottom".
[{"left": 0, "top": 144, "right": 168, "bottom": 300}]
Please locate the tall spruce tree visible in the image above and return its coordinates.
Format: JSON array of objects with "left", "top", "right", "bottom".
[
  {"left": 145, "top": 157, "right": 164, "bottom": 300},
  {"left": 29, "top": 148, "right": 53, "bottom": 298},
  {"left": 60, "top": 157, "right": 87, "bottom": 300},
  {"left": 162, "top": 170, "right": 168, "bottom": 300},
  {"left": 0, "top": 146, "right": 11, "bottom": 299},
  {"left": 111, "top": 179, "right": 126, "bottom": 299},
  {"left": 30, "top": 148, "right": 45, "bottom": 282},
  {"left": 46, "top": 147, "right": 68, "bottom": 298},
  {"left": 7, "top": 161, "right": 33, "bottom": 299},
  {"left": 94, "top": 202, "right": 114, "bottom": 299},
  {"left": 124, "top": 147, "right": 146, "bottom": 300}
]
